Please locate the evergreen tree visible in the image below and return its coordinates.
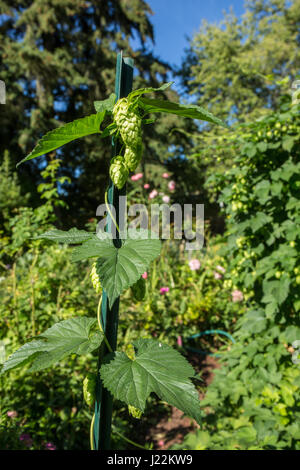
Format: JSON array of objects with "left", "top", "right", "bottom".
[
  {"left": 0, "top": 0, "right": 191, "bottom": 224},
  {"left": 177, "top": 0, "right": 300, "bottom": 214}
]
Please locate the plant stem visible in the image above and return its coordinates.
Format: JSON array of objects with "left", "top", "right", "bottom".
[
  {"left": 97, "top": 295, "right": 113, "bottom": 353},
  {"left": 90, "top": 413, "right": 95, "bottom": 450},
  {"left": 111, "top": 426, "right": 149, "bottom": 450},
  {"left": 105, "top": 189, "right": 120, "bottom": 233}
]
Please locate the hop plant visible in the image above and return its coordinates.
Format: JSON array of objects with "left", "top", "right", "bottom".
[
  {"left": 83, "top": 373, "right": 97, "bottom": 407},
  {"left": 130, "top": 277, "right": 146, "bottom": 301},
  {"left": 109, "top": 156, "right": 129, "bottom": 189},
  {"left": 90, "top": 262, "right": 101, "bottom": 294}
]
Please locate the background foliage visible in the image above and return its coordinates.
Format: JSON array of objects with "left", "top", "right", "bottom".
[{"left": 0, "top": 0, "right": 299, "bottom": 451}]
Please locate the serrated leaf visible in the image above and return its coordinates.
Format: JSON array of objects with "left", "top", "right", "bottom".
[
  {"left": 17, "top": 111, "right": 106, "bottom": 167},
  {"left": 72, "top": 231, "right": 161, "bottom": 307},
  {"left": 100, "top": 338, "right": 201, "bottom": 423},
  {"left": 128, "top": 82, "right": 173, "bottom": 100},
  {"left": 1, "top": 317, "right": 103, "bottom": 374},
  {"left": 34, "top": 228, "right": 94, "bottom": 244},
  {"left": 138, "top": 97, "right": 229, "bottom": 128},
  {"left": 94, "top": 93, "right": 116, "bottom": 113}
]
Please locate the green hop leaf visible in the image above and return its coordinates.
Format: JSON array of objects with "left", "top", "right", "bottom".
[
  {"left": 130, "top": 277, "right": 146, "bottom": 301},
  {"left": 100, "top": 338, "right": 201, "bottom": 423},
  {"left": 1, "top": 317, "right": 103, "bottom": 374}
]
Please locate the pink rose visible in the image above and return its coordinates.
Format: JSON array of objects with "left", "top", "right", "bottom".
[
  {"left": 149, "top": 189, "right": 158, "bottom": 199},
  {"left": 160, "top": 287, "right": 169, "bottom": 295},
  {"left": 214, "top": 271, "right": 223, "bottom": 280},
  {"left": 45, "top": 442, "right": 56, "bottom": 450},
  {"left": 143, "top": 183, "right": 150, "bottom": 189},
  {"left": 168, "top": 180, "right": 176, "bottom": 191},
  {"left": 162, "top": 173, "right": 169, "bottom": 179},
  {"left": 189, "top": 259, "right": 201, "bottom": 271},
  {"left": 131, "top": 172, "right": 143, "bottom": 181},
  {"left": 216, "top": 265, "right": 226, "bottom": 273},
  {"left": 142, "top": 272, "right": 148, "bottom": 279},
  {"left": 19, "top": 433, "right": 33, "bottom": 447},
  {"left": 162, "top": 195, "right": 170, "bottom": 203},
  {"left": 231, "top": 289, "right": 244, "bottom": 302}
]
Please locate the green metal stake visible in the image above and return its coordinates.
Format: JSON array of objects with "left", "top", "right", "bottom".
[{"left": 93, "top": 52, "right": 134, "bottom": 450}]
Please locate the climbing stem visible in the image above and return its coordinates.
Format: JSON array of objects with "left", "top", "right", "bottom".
[
  {"left": 105, "top": 189, "right": 120, "bottom": 233},
  {"left": 97, "top": 295, "right": 113, "bottom": 353},
  {"left": 111, "top": 426, "right": 150, "bottom": 450},
  {"left": 90, "top": 413, "right": 95, "bottom": 450}
]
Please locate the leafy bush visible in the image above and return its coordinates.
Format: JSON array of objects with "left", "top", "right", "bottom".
[{"left": 173, "top": 100, "right": 300, "bottom": 450}]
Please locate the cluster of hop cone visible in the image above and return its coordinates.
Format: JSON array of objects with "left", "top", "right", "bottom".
[{"left": 110, "top": 97, "right": 143, "bottom": 189}]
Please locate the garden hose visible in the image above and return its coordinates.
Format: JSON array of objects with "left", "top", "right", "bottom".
[{"left": 183, "top": 329, "right": 235, "bottom": 358}]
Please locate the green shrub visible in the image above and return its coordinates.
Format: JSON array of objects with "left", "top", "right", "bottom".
[{"left": 174, "top": 100, "right": 300, "bottom": 450}]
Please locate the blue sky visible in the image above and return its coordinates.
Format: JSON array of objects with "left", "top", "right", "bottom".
[{"left": 133, "top": 0, "right": 245, "bottom": 68}]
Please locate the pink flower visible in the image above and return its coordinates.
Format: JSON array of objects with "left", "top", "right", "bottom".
[
  {"left": 168, "top": 180, "right": 176, "bottom": 191},
  {"left": 214, "top": 271, "right": 223, "bottom": 280},
  {"left": 131, "top": 172, "right": 143, "bottom": 181},
  {"left": 149, "top": 189, "right": 158, "bottom": 199},
  {"left": 216, "top": 265, "right": 226, "bottom": 273},
  {"left": 144, "top": 183, "right": 150, "bottom": 189},
  {"left": 160, "top": 287, "right": 169, "bottom": 295},
  {"left": 158, "top": 439, "right": 165, "bottom": 447},
  {"left": 162, "top": 195, "right": 170, "bottom": 203},
  {"left": 142, "top": 272, "right": 148, "bottom": 279},
  {"left": 162, "top": 173, "right": 169, "bottom": 179},
  {"left": 19, "top": 433, "right": 33, "bottom": 447},
  {"left": 45, "top": 442, "right": 56, "bottom": 450},
  {"left": 189, "top": 259, "right": 201, "bottom": 271},
  {"left": 177, "top": 335, "right": 183, "bottom": 347},
  {"left": 7, "top": 410, "right": 18, "bottom": 418},
  {"left": 231, "top": 289, "right": 244, "bottom": 302}
]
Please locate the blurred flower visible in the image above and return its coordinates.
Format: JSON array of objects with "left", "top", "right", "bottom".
[
  {"left": 214, "top": 271, "right": 222, "bottom": 280},
  {"left": 7, "top": 410, "right": 18, "bottom": 418},
  {"left": 131, "top": 172, "right": 143, "bottom": 181},
  {"left": 189, "top": 259, "right": 201, "bottom": 271},
  {"left": 177, "top": 335, "right": 183, "bottom": 347},
  {"left": 168, "top": 180, "right": 176, "bottom": 191},
  {"left": 162, "top": 195, "right": 170, "bottom": 203},
  {"left": 158, "top": 439, "right": 165, "bottom": 447},
  {"left": 142, "top": 272, "right": 148, "bottom": 279},
  {"left": 143, "top": 183, "right": 150, "bottom": 189},
  {"left": 162, "top": 173, "right": 169, "bottom": 178},
  {"left": 216, "top": 265, "right": 226, "bottom": 273},
  {"left": 231, "top": 289, "right": 244, "bottom": 302},
  {"left": 45, "top": 442, "right": 56, "bottom": 450},
  {"left": 149, "top": 189, "right": 158, "bottom": 199},
  {"left": 19, "top": 433, "right": 33, "bottom": 447},
  {"left": 160, "top": 287, "right": 169, "bottom": 295}
]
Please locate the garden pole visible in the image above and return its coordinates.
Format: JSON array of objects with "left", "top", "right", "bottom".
[{"left": 93, "top": 51, "right": 134, "bottom": 450}]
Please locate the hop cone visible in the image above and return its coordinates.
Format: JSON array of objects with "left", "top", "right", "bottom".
[
  {"left": 90, "top": 262, "right": 101, "bottom": 294},
  {"left": 128, "top": 405, "right": 143, "bottom": 419},
  {"left": 124, "top": 142, "right": 143, "bottom": 172},
  {"left": 109, "top": 156, "right": 129, "bottom": 189},
  {"left": 83, "top": 373, "right": 97, "bottom": 407}
]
